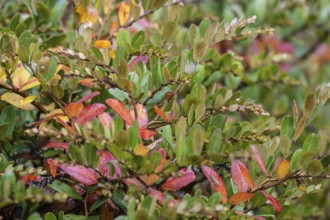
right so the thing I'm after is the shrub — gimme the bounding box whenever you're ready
[0,0,329,219]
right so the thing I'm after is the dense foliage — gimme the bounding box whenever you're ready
[0,0,330,219]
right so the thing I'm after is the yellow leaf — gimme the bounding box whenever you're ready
[118,2,130,26]
[109,21,119,36]
[75,6,88,23]
[20,95,36,106]
[1,92,35,110]
[11,64,40,91]
[134,143,150,156]
[110,50,116,59]
[277,159,290,179]
[48,109,69,122]
[94,40,111,49]
[86,8,98,24]
[103,0,111,15]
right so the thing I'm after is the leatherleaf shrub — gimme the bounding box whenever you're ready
[0,0,329,219]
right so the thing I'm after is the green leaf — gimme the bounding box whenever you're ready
[35,1,50,21]
[163,21,177,42]
[84,143,97,167]
[43,34,66,48]
[108,88,130,103]
[45,56,58,82]
[45,212,57,220]
[279,136,291,155]
[290,149,302,172]
[90,196,109,212]
[303,93,316,116]
[307,160,324,176]
[193,40,208,62]
[280,115,294,139]
[131,31,146,51]
[302,133,318,152]
[49,180,82,200]
[111,190,127,211]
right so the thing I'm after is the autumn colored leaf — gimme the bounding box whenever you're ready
[98,112,112,128]
[94,40,111,49]
[11,63,40,92]
[123,178,145,189]
[128,55,149,70]
[118,2,130,26]
[139,174,160,185]
[56,117,77,134]
[161,168,196,191]
[20,95,36,107]
[76,91,100,104]
[134,143,150,156]
[80,78,97,88]
[238,162,255,189]
[59,164,98,185]
[20,175,41,184]
[64,102,84,118]
[229,192,254,205]
[231,160,254,192]
[148,187,167,205]
[130,103,148,128]
[109,21,120,36]
[154,106,168,122]
[251,145,267,175]
[97,150,121,180]
[236,211,266,220]
[75,6,88,23]
[47,158,57,177]
[1,92,35,110]
[75,103,106,125]
[86,8,98,24]
[46,142,69,150]
[277,159,290,179]
[106,98,133,125]
[202,165,228,203]
[261,190,282,212]
[154,148,166,173]
[139,128,156,140]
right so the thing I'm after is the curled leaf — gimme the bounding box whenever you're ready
[261,190,281,212]
[161,168,196,191]
[106,98,133,125]
[59,164,98,185]
[277,159,290,179]
[251,145,267,175]
[75,103,106,125]
[202,165,228,203]
[229,192,254,205]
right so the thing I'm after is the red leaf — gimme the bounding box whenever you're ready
[154,148,166,173]
[47,158,57,177]
[128,55,148,70]
[202,165,228,203]
[251,145,267,175]
[130,103,148,127]
[20,175,41,184]
[139,128,156,140]
[98,112,112,128]
[261,190,282,212]
[76,91,100,104]
[64,103,84,118]
[231,160,255,192]
[45,142,69,150]
[106,98,133,125]
[161,168,196,191]
[123,178,145,189]
[97,150,121,180]
[75,103,106,125]
[229,192,254,205]
[154,106,168,122]
[59,164,98,185]
[148,187,166,205]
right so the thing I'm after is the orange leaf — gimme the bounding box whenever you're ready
[75,6,88,23]
[139,128,156,140]
[229,192,254,205]
[64,102,84,118]
[59,164,98,185]
[261,190,281,212]
[139,174,160,185]
[161,168,196,191]
[75,103,106,125]
[109,21,120,36]
[202,165,228,203]
[56,117,77,134]
[118,2,130,26]
[94,40,111,49]
[231,160,254,192]
[238,163,255,189]
[277,159,290,179]
[154,106,168,122]
[98,112,112,128]
[106,98,133,125]
[47,158,57,177]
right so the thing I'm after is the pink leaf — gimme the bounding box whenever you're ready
[148,187,166,205]
[128,55,148,70]
[130,103,148,128]
[97,150,121,180]
[154,148,166,173]
[261,190,282,212]
[45,142,69,150]
[98,112,112,128]
[76,91,100,104]
[251,145,267,175]
[59,164,98,185]
[75,103,106,125]
[231,160,249,192]
[106,98,133,125]
[123,178,145,189]
[202,165,228,203]
[139,128,156,140]
[161,168,196,191]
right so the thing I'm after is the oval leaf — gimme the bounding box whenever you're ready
[161,168,196,191]
[229,192,254,205]
[277,159,290,179]
[261,190,281,212]
[202,165,228,203]
[98,112,112,128]
[75,103,106,125]
[251,145,267,175]
[59,164,98,185]
[106,98,133,125]
[64,102,84,118]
